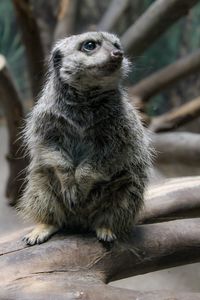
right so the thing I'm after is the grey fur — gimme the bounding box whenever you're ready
[19,32,151,244]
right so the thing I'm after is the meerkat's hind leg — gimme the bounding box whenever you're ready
[96,227,117,242]
[23,224,59,246]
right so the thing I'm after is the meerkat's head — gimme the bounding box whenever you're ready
[51,32,130,90]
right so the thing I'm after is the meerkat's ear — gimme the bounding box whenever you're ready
[52,49,63,70]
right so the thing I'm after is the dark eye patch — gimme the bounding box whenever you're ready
[114,42,121,50]
[52,49,63,69]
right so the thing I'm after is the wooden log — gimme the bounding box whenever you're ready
[152,132,200,165]
[139,176,200,224]
[1,218,200,299]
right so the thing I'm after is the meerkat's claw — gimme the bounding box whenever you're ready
[96,227,117,242]
[22,224,59,246]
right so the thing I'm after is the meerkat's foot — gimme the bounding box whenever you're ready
[96,227,117,242]
[23,224,59,246]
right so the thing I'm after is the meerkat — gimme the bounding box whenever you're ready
[19,31,151,245]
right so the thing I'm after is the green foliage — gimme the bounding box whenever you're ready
[0,0,29,98]
[190,5,200,51]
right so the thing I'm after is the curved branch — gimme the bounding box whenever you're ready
[106,219,200,282]
[150,97,200,132]
[53,0,78,42]
[0,55,27,205]
[138,176,200,224]
[152,132,200,165]
[1,219,200,286]
[121,0,199,56]
[12,0,45,99]
[129,50,200,103]
[97,0,130,32]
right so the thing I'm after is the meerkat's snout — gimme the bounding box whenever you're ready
[101,48,124,75]
[110,49,124,61]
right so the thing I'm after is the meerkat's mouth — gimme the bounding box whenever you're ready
[61,61,122,81]
[88,61,122,73]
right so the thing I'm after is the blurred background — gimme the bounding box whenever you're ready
[0,0,200,293]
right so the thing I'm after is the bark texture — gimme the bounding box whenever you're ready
[1,218,200,299]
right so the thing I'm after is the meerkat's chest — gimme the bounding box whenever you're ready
[42,112,117,166]
[68,135,92,166]
[55,123,94,167]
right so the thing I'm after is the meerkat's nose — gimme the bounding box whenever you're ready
[111,50,124,60]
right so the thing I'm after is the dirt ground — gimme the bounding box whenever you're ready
[0,125,200,292]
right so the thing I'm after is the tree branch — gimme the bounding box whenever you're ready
[149,96,200,132]
[106,219,200,282]
[0,55,27,206]
[129,50,200,103]
[138,176,200,224]
[12,0,45,99]
[1,218,200,297]
[53,0,78,42]
[121,0,199,56]
[97,0,130,32]
[152,132,200,165]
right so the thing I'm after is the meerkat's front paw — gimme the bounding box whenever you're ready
[22,224,59,246]
[62,183,83,209]
[96,227,117,242]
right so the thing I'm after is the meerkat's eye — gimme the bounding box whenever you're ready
[81,40,98,52]
[114,42,121,50]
